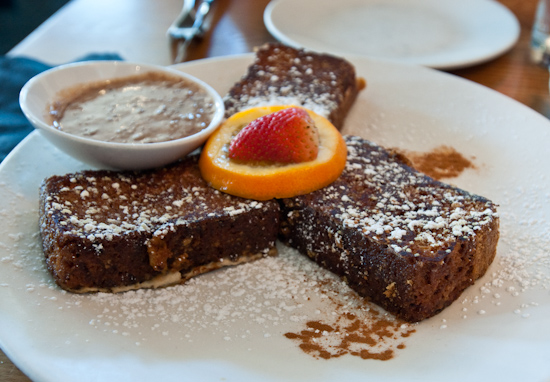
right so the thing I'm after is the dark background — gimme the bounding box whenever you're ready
[0,0,70,54]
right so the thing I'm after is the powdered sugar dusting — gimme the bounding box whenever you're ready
[1,182,550,361]
[68,243,414,357]
[449,183,550,324]
[224,44,356,125]
[226,94,334,120]
[314,136,498,259]
[40,158,269,243]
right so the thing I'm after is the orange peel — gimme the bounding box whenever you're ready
[199,105,347,200]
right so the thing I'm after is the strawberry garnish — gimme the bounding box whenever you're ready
[228,107,319,163]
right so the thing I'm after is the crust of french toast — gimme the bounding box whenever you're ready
[224,42,364,129]
[39,156,280,292]
[278,136,499,322]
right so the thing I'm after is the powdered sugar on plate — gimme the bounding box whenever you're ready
[74,243,414,359]
[1,143,549,366]
[2,178,550,360]
[442,183,550,325]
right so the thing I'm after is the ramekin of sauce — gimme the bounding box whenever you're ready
[49,71,217,144]
[19,61,225,170]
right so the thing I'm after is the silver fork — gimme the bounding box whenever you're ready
[168,0,197,39]
[168,0,216,63]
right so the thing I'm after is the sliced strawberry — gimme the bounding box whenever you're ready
[228,107,319,163]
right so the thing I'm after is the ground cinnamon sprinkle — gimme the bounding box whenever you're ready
[405,145,475,180]
[284,298,416,360]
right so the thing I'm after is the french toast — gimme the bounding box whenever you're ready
[278,136,499,322]
[39,156,279,293]
[37,42,362,294]
[38,44,500,323]
[224,42,364,129]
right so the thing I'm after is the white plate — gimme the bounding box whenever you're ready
[1,55,550,382]
[264,0,520,70]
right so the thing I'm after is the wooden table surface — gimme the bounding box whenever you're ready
[1,0,547,380]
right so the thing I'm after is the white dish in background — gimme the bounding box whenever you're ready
[19,61,225,170]
[264,0,520,70]
[1,55,550,382]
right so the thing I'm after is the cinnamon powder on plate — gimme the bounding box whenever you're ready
[284,290,416,360]
[404,145,475,180]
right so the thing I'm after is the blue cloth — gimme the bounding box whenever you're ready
[0,53,123,162]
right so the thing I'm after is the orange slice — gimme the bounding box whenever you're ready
[199,105,347,200]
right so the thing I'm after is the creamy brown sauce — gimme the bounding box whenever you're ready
[48,72,216,144]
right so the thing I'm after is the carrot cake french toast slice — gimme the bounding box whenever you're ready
[39,155,280,293]
[224,42,364,129]
[278,136,499,322]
